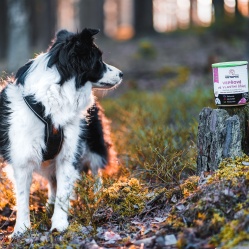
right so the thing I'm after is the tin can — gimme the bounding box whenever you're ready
[212,61,249,106]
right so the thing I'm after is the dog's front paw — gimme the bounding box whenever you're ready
[50,219,69,232]
[51,213,69,232]
[11,222,31,237]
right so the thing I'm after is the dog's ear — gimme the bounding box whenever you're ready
[87,28,100,36]
[47,30,73,67]
[56,29,72,42]
[80,28,100,40]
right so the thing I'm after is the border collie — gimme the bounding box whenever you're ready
[1,28,122,235]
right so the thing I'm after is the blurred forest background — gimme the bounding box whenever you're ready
[1,0,249,74]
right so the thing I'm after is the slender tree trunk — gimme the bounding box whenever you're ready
[134,0,154,36]
[246,16,249,62]
[7,0,30,73]
[0,0,8,60]
[213,0,227,29]
[189,0,194,27]
[79,0,104,32]
[235,0,239,16]
[213,0,224,23]
[30,0,57,51]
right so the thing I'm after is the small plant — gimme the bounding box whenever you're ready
[70,173,104,227]
[136,39,157,59]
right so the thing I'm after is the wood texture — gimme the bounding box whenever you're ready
[196,106,249,174]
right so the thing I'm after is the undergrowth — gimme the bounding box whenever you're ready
[102,85,214,185]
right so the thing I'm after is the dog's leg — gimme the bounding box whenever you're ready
[80,152,105,194]
[47,176,57,205]
[12,165,33,235]
[89,156,104,194]
[50,162,78,232]
[40,161,57,205]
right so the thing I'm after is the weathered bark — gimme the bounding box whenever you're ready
[196,106,249,175]
[7,0,30,73]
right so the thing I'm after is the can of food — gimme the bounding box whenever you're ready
[212,61,249,106]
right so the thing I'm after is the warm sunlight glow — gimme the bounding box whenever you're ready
[154,0,177,32]
[177,0,190,29]
[154,0,191,32]
[197,0,213,26]
[57,0,78,31]
[238,0,249,16]
[104,0,134,40]
[104,0,118,38]
[224,0,235,15]
[57,0,249,37]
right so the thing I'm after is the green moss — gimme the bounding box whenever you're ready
[208,154,249,185]
[213,217,249,249]
[102,178,147,217]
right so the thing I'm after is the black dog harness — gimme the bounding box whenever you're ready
[23,95,64,161]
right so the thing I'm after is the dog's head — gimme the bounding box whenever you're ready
[47,28,123,89]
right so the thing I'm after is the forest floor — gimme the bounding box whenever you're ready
[1,30,249,248]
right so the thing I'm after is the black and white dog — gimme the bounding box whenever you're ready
[1,28,122,235]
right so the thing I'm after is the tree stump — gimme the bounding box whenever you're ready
[197,105,249,175]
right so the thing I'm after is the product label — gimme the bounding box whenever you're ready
[213,64,249,105]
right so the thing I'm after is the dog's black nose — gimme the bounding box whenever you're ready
[119,72,123,78]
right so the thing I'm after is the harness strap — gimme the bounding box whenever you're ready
[23,95,64,161]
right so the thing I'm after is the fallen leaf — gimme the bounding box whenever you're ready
[165,234,177,246]
[6,226,13,233]
[104,231,122,241]
[132,236,156,246]
[152,217,167,223]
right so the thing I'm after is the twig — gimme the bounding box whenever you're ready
[0,210,15,230]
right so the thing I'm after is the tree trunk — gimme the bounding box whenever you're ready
[79,0,104,32]
[134,0,154,36]
[197,106,249,175]
[213,0,224,22]
[0,0,8,60]
[212,0,225,36]
[7,0,30,73]
[246,18,249,62]
[189,0,194,27]
[30,0,57,51]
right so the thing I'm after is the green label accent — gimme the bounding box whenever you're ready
[212,61,248,68]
